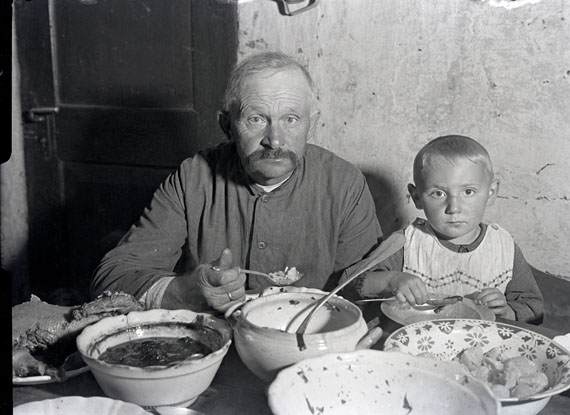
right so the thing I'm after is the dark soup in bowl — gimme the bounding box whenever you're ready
[98,336,213,367]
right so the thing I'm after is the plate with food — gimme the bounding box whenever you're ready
[381,296,495,325]
[384,319,570,415]
[12,291,144,385]
[12,356,90,385]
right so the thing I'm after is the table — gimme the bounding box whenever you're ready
[13,310,570,415]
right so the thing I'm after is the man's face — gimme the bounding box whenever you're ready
[231,67,318,186]
[408,157,498,245]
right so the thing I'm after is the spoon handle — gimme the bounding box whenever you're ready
[295,232,406,350]
[355,297,396,304]
[212,266,271,278]
[237,268,271,278]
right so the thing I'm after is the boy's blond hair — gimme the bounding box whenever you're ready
[413,135,494,186]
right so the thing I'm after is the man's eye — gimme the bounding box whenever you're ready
[464,188,476,196]
[284,116,299,124]
[430,190,445,198]
[248,116,265,124]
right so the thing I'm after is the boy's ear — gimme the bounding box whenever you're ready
[218,111,233,141]
[408,183,423,210]
[487,179,500,206]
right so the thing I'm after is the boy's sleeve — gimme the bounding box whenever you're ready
[339,231,405,300]
[504,243,544,324]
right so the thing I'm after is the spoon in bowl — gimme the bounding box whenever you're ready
[294,232,406,350]
[212,266,303,286]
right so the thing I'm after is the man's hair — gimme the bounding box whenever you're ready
[413,135,494,185]
[222,51,316,114]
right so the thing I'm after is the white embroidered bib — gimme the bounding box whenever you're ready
[403,219,514,296]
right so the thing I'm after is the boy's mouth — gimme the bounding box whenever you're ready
[446,220,468,226]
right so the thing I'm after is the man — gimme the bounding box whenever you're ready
[91,51,382,313]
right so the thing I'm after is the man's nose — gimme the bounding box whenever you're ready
[445,196,462,214]
[262,123,283,148]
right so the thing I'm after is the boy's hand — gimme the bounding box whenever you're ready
[387,272,429,306]
[472,287,508,318]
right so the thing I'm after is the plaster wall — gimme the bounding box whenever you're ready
[235,0,570,279]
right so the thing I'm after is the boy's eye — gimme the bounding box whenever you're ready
[430,190,446,198]
[464,188,476,196]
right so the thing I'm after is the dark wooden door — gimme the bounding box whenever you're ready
[14,0,237,303]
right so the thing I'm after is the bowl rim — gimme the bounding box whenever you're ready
[77,309,233,372]
[384,318,570,403]
[267,349,501,414]
[237,291,365,337]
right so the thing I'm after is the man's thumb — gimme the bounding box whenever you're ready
[218,248,233,268]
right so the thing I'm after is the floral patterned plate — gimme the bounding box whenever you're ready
[384,319,570,403]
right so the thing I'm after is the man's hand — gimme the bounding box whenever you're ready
[198,248,246,312]
[471,287,509,318]
[161,248,246,313]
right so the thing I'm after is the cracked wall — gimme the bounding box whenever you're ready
[236,0,570,279]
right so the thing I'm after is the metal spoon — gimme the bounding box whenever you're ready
[355,295,463,310]
[294,232,406,350]
[212,266,303,286]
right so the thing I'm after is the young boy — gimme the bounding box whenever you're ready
[343,135,543,323]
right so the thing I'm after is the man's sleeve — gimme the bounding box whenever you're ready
[90,163,190,300]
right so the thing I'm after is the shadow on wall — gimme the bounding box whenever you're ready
[363,170,409,237]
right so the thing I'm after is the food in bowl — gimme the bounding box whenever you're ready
[453,346,550,398]
[76,309,232,409]
[384,319,570,415]
[267,350,500,415]
[98,334,213,367]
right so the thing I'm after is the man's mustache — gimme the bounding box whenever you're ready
[247,148,298,164]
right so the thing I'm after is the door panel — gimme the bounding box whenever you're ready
[15,0,237,303]
[55,107,199,166]
[53,1,194,108]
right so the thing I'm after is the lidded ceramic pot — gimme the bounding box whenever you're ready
[226,291,382,383]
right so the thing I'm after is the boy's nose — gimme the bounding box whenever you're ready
[445,197,461,214]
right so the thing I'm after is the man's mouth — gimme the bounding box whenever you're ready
[248,148,297,164]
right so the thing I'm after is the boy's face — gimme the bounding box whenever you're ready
[408,157,499,245]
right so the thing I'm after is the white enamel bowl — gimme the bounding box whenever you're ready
[384,319,570,415]
[226,289,383,383]
[76,309,232,409]
[267,350,500,415]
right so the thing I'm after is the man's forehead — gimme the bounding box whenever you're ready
[242,66,311,89]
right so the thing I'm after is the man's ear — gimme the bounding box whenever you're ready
[487,179,500,206]
[218,111,233,141]
[408,183,423,210]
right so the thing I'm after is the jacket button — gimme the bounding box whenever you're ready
[258,241,267,249]
[261,195,270,202]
